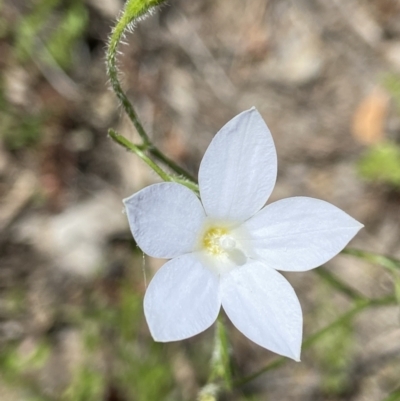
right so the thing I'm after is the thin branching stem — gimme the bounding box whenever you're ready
[108,129,172,182]
[109,129,199,193]
[107,0,163,145]
[149,146,197,182]
[106,0,196,182]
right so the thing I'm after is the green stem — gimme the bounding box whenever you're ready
[233,295,396,387]
[106,0,196,182]
[109,129,199,193]
[314,268,367,301]
[106,0,164,145]
[149,146,197,183]
[109,129,172,182]
[343,248,400,303]
[197,318,232,401]
[208,318,232,389]
[342,248,400,271]
[302,296,394,346]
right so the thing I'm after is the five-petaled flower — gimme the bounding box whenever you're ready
[124,107,363,361]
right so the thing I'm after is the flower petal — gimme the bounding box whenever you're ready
[124,183,206,258]
[144,254,221,341]
[239,197,364,271]
[198,107,277,222]
[221,261,302,360]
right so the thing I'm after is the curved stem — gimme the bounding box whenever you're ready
[106,0,196,183]
[106,0,163,145]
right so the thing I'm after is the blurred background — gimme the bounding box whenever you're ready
[0,0,400,400]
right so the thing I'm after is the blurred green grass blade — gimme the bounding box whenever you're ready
[46,1,88,69]
[62,367,104,401]
[15,0,60,61]
[343,249,400,303]
[383,387,400,401]
[342,248,400,272]
[314,268,367,301]
[15,0,88,70]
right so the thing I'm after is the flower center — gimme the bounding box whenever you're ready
[202,227,237,255]
[199,224,248,275]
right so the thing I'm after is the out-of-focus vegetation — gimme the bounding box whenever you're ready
[312,283,354,396]
[358,141,400,188]
[0,0,399,400]
[357,74,400,189]
[384,74,400,112]
[0,0,87,150]
[0,264,178,401]
[15,0,88,70]
[0,87,44,149]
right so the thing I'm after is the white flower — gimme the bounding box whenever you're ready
[124,108,363,361]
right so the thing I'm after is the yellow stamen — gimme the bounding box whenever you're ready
[202,227,229,255]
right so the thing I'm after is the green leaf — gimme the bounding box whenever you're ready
[358,141,400,188]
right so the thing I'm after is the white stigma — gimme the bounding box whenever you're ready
[219,235,236,250]
[199,224,249,275]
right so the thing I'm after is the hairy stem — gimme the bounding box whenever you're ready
[149,146,197,183]
[109,129,199,193]
[109,129,172,182]
[107,0,164,145]
[106,0,196,182]
[197,319,232,401]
